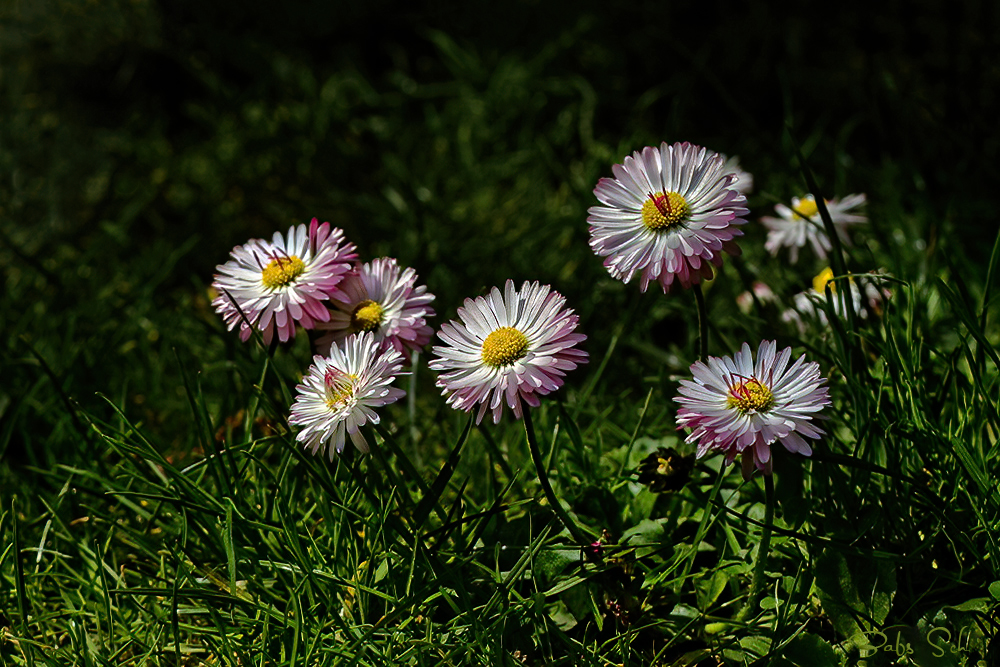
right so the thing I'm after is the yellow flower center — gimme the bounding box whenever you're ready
[324,368,358,409]
[261,255,306,289]
[726,378,775,414]
[812,267,836,294]
[656,456,676,477]
[481,326,529,368]
[641,192,690,231]
[351,300,385,332]
[794,196,819,218]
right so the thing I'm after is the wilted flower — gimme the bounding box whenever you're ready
[761,193,866,263]
[314,257,435,358]
[289,331,406,458]
[588,141,749,292]
[429,280,588,424]
[674,340,830,478]
[212,219,357,344]
[636,447,694,492]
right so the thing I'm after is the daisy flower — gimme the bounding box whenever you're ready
[587,141,749,292]
[674,340,830,478]
[783,267,889,331]
[736,280,778,315]
[429,280,588,424]
[212,218,357,344]
[761,193,866,263]
[289,331,406,458]
[314,257,436,358]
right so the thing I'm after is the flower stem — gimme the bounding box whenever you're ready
[521,401,591,545]
[739,473,775,621]
[694,283,709,360]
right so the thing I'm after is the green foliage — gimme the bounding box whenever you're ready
[3,1,1000,665]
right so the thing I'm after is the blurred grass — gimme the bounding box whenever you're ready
[2,0,1000,664]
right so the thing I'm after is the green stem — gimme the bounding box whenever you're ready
[694,283,709,361]
[521,400,591,545]
[739,473,775,621]
[785,125,848,282]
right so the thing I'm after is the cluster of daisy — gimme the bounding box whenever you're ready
[209,139,859,480]
[212,222,588,458]
[212,219,438,456]
[757,191,887,329]
[586,141,840,477]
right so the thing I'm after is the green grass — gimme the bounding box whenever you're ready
[3,2,1000,665]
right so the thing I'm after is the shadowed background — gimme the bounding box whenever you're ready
[2,0,997,465]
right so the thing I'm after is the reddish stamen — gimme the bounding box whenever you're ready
[649,192,672,216]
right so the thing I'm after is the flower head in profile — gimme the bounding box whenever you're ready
[289,331,406,459]
[720,154,754,195]
[783,267,890,331]
[429,280,588,424]
[588,141,749,292]
[314,257,435,359]
[212,219,357,344]
[761,193,866,263]
[674,341,830,478]
[736,280,778,315]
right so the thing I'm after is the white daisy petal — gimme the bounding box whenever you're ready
[289,331,406,459]
[760,193,867,264]
[588,142,748,292]
[212,218,357,344]
[314,257,436,359]
[674,340,831,477]
[429,280,588,424]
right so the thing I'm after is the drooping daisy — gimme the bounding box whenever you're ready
[289,331,406,458]
[429,280,588,424]
[212,218,357,344]
[761,193,866,263]
[588,141,749,292]
[782,267,889,331]
[721,154,754,195]
[314,257,435,358]
[674,340,830,478]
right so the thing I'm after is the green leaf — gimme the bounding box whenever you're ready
[942,597,991,613]
[989,581,1000,600]
[812,550,896,647]
[620,518,665,548]
[759,596,780,610]
[696,562,744,609]
[374,557,389,584]
[546,599,578,631]
[533,548,578,583]
[738,635,771,658]
[780,633,844,666]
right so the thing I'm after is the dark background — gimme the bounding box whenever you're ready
[4,0,997,266]
[2,0,998,457]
